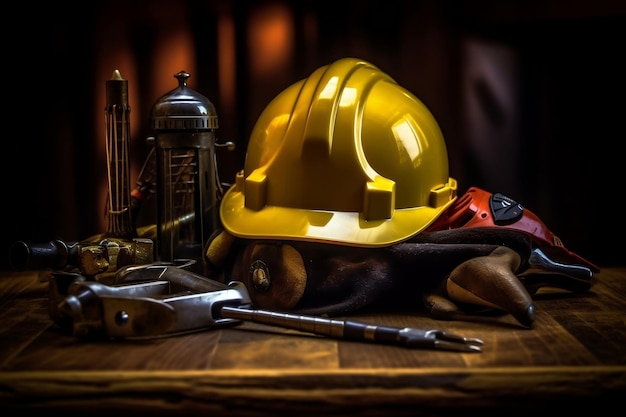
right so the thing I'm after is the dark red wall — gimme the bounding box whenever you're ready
[3,0,625,268]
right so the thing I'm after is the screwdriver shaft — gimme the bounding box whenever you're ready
[219,306,482,352]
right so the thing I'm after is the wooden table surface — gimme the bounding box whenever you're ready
[1,266,625,416]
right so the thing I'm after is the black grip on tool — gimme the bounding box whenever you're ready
[8,240,80,271]
[343,320,401,345]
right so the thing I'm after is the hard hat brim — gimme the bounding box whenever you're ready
[220,185,457,247]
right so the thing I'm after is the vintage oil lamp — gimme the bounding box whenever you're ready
[149,71,221,270]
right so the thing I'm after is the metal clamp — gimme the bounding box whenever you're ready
[50,261,251,339]
[48,261,484,352]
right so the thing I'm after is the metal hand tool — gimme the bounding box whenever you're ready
[518,247,594,294]
[51,262,484,352]
[220,306,483,352]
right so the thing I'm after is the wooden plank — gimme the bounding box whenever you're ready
[1,367,625,415]
[1,268,625,415]
[0,268,624,370]
[213,324,340,369]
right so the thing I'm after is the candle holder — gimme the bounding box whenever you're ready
[104,69,135,239]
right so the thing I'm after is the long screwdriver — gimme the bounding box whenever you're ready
[220,306,483,352]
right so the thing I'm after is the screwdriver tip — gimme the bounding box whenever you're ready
[435,340,483,353]
[466,337,485,345]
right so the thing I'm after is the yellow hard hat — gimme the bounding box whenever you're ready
[220,57,457,247]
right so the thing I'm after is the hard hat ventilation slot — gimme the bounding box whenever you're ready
[429,179,458,208]
[244,170,268,211]
[363,177,395,220]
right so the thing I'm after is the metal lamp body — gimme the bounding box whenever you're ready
[150,71,220,271]
[155,132,218,267]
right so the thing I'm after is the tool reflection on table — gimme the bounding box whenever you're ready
[49,261,483,352]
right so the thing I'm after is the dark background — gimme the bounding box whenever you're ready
[2,0,625,269]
